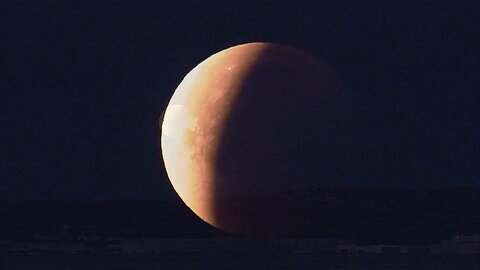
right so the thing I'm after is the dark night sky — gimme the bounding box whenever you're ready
[1,1,478,200]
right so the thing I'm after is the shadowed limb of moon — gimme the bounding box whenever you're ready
[161,42,354,235]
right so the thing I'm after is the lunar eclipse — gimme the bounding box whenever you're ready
[161,42,355,235]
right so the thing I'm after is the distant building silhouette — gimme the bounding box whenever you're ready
[431,234,480,254]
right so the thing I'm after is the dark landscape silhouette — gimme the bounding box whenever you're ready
[2,186,478,244]
[2,186,479,269]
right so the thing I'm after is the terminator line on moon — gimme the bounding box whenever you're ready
[161,42,353,235]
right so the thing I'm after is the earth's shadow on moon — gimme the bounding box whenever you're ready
[209,44,357,235]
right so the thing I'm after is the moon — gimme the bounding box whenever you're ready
[161,42,353,235]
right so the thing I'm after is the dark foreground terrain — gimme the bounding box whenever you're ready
[2,252,479,270]
[2,186,479,244]
[1,186,479,269]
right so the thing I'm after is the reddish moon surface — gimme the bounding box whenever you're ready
[161,43,353,235]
